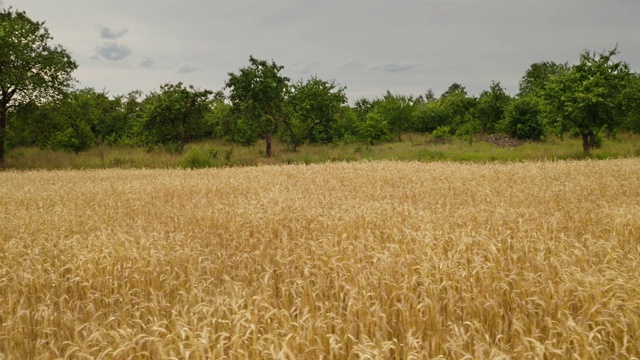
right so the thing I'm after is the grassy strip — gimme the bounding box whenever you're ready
[4,133,639,170]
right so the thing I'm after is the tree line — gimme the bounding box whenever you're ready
[2,8,639,165]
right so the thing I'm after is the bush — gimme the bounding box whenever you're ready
[431,126,452,141]
[357,111,391,145]
[501,97,545,141]
[50,125,94,153]
[181,147,211,169]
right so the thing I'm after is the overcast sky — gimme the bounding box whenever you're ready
[4,0,639,101]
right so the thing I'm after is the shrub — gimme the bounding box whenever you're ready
[501,97,545,141]
[431,126,452,141]
[181,147,211,169]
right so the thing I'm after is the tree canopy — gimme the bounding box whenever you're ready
[1,9,639,162]
[543,47,632,154]
[0,8,77,164]
[225,56,290,158]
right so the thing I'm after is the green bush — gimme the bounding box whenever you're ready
[357,111,391,145]
[501,97,545,141]
[50,125,94,153]
[432,126,452,141]
[181,147,211,169]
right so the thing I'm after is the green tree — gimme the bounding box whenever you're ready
[0,8,77,164]
[474,81,511,134]
[518,61,570,98]
[438,88,478,137]
[225,56,290,158]
[141,83,213,152]
[357,110,391,144]
[500,97,545,141]
[284,76,347,151]
[57,88,131,149]
[413,100,449,134]
[371,91,416,141]
[543,47,633,155]
[207,91,234,139]
[620,73,640,134]
[441,83,467,98]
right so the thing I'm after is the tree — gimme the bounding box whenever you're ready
[283,76,347,151]
[543,47,633,155]
[500,97,545,141]
[141,83,213,152]
[620,73,640,134]
[438,88,478,137]
[413,99,449,134]
[441,83,467,98]
[474,81,511,134]
[371,91,416,141]
[518,61,570,98]
[0,8,77,164]
[225,56,290,158]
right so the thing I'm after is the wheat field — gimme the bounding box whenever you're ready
[0,159,638,359]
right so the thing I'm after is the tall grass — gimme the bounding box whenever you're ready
[3,133,640,170]
[0,159,639,358]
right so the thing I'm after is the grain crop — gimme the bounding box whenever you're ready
[0,159,639,359]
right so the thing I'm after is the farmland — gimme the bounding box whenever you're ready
[1,159,639,358]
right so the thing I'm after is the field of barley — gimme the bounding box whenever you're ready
[1,159,639,359]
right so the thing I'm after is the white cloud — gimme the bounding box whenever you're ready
[100,26,129,39]
[95,42,132,61]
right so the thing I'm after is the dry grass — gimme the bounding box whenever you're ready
[0,159,639,359]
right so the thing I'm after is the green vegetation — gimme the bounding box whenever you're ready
[1,8,639,168]
[0,7,77,165]
[4,133,639,170]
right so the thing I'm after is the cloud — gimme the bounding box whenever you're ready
[373,61,421,73]
[290,61,318,74]
[176,63,200,73]
[100,26,129,39]
[95,42,132,61]
[139,57,154,68]
[343,60,365,69]
[0,1,4,8]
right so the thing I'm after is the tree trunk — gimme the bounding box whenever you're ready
[0,106,6,166]
[581,130,592,156]
[265,135,273,158]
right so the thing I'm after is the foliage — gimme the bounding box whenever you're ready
[474,81,511,133]
[518,61,570,97]
[283,76,347,151]
[500,96,546,141]
[141,83,212,152]
[225,56,290,157]
[0,8,77,164]
[620,73,640,134]
[413,100,449,133]
[441,82,467,98]
[369,91,417,141]
[542,47,633,154]
[431,125,452,141]
[438,89,478,136]
[357,110,391,144]
[181,147,212,169]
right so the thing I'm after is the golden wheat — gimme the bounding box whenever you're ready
[0,159,638,359]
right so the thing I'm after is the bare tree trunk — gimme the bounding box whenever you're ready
[265,134,273,158]
[0,106,6,166]
[581,131,592,156]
